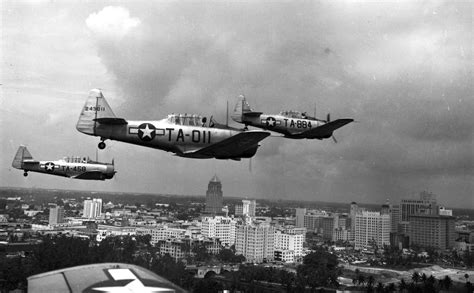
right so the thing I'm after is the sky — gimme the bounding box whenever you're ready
[1,1,472,208]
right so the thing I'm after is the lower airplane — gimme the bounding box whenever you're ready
[12,146,116,180]
[76,89,270,160]
[231,95,353,141]
[27,262,186,293]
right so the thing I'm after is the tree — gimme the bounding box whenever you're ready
[399,278,407,292]
[411,272,420,284]
[441,275,452,290]
[375,282,384,292]
[367,275,375,292]
[357,274,366,286]
[296,248,340,289]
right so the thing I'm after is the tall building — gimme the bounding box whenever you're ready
[204,175,223,215]
[295,208,306,228]
[49,205,64,225]
[408,214,455,250]
[274,230,304,262]
[235,199,256,217]
[389,205,400,233]
[355,211,391,250]
[235,222,275,263]
[83,198,102,218]
[201,216,237,246]
[400,191,438,221]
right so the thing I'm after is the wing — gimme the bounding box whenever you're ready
[94,117,128,125]
[27,263,187,293]
[300,119,353,138]
[190,131,270,158]
[72,171,106,180]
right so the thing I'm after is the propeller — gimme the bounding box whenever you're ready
[326,113,331,122]
[332,135,338,143]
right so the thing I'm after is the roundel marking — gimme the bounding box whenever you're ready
[138,123,156,141]
[266,117,277,128]
[45,162,55,172]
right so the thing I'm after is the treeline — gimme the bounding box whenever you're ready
[0,235,343,292]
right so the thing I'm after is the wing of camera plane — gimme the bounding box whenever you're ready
[27,262,187,293]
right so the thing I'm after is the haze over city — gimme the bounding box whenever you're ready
[1,1,472,208]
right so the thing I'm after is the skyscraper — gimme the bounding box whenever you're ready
[400,191,438,221]
[201,216,236,246]
[235,222,275,263]
[408,214,455,250]
[204,175,223,215]
[83,198,102,219]
[49,204,64,225]
[355,211,391,250]
[235,199,256,217]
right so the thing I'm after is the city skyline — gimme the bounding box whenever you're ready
[1,1,472,208]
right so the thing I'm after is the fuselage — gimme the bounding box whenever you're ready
[242,114,326,139]
[89,118,243,157]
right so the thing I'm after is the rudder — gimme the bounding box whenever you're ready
[12,146,33,169]
[76,89,117,135]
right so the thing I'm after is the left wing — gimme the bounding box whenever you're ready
[190,131,270,158]
[73,171,106,180]
[299,119,353,138]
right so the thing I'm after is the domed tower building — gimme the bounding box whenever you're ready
[204,175,224,215]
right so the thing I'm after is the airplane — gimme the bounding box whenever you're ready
[76,89,270,160]
[12,146,116,180]
[28,262,187,292]
[231,95,353,141]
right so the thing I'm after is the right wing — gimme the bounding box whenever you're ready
[301,119,353,138]
[191,131,270,158]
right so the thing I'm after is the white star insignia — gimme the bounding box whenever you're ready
[140,124,154,139]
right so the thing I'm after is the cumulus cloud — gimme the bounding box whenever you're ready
[81,2,473,205]
[86,6,140,39]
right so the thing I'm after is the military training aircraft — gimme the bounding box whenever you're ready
[231,95,353,142]
[76,89,270,160]
[12,146,116,180]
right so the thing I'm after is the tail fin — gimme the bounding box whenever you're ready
[231,95,262,123]
[76,89,117,135]
[12,146,33,169]
[231,95,252,123]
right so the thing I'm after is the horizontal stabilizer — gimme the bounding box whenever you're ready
[242,111,263,117]
[93,117,128,125]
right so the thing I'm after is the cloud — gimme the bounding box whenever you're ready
[86,6,141,39]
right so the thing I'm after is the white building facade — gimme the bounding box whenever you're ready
[201,216,236,246]
[355,211,391,250]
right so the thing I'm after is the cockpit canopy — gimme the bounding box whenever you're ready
[62,156,91,163]
[279,110,306,119]
[167,114,207,126]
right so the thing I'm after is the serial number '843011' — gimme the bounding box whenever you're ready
[85,106,106,111]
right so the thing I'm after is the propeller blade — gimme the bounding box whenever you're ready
[332,135,337,143]
[327,113,331,122]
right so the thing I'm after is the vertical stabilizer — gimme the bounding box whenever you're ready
[231,95,253,123]
[76,89,117,135]
[12,146,33,169]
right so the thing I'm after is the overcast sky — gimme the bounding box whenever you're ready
[1,1,472,208]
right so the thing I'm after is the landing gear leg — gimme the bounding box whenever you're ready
[23,171,28,177]
[98,139,106,150]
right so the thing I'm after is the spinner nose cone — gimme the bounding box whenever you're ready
[105,164,116,179]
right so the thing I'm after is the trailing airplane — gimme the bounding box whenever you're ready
[12,146,116,180]
[76,89,270,160]
[231,95,353,141]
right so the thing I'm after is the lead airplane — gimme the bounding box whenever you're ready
[232,95,353,141]
[12,146,116,180]
[76,89,270,160]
